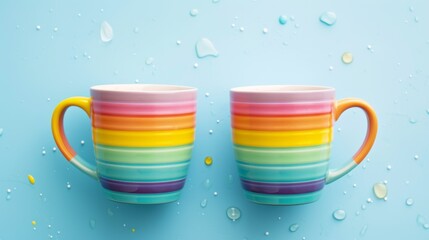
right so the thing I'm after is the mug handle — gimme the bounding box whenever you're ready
[51,97,98,179]
[325,98,378,184]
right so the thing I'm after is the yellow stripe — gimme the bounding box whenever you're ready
[233,128,332,147]
[93,128,195,147]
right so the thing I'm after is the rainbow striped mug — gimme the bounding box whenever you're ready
[52,84,197,204]
[231,85,378,205]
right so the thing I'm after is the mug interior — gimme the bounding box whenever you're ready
[91,84,196,93]
[231,85,334,93]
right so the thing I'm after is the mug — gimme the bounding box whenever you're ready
[52,84,197,204]
[230,85,378,205]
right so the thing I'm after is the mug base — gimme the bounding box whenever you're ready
[104,189,181,204]
[244,190,322,205]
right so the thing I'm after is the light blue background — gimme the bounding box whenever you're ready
[1,0,429,239]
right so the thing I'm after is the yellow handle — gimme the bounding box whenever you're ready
[51,97,98,179]
[326,98,378,184]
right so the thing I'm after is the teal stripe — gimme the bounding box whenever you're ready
[97,161,190,181]
[238,161,329,182]
[103,189,181,204]
[95,144,193,164]
[234,144,331,165]
[244,190,322,205]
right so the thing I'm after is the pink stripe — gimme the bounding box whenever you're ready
[231,101,334,116]
[92,100,196,116]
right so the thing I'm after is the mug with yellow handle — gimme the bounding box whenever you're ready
[52,84,197,204]
[230,85,378,205]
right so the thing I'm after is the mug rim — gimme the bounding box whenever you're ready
[91,84,197,93]
[230,85,334,93]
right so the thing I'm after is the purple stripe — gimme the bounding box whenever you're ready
[241,179,325,194]
[100,178,185,193]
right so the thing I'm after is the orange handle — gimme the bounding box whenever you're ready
[51,97,98,179]
[326,98,378,184]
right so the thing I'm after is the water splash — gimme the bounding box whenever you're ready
[195,38,219,58]
[100,21,113,42]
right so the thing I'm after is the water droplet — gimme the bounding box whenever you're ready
[203,178,212,189]
[213,191,218,196]
[226,207,241,221]
[329,66,334,71]
[289,223,299,232]
[176,40,181,45]
[367,44,372,50]
[279,15,288,25]
[367,198,373,203]
[208,129,214,135]
[42,150,46,155]
[204,156,213,166]
[342,52,353,64]
[409,6,414,12]
[133,27,139,33]
[294,23,300,28]
[205,92,210,97]
[409,118,417,124]
[239,27,245,32]
[414,155,419,160]
[353,183,357,188]
[36,25,41,31]
[80,140,85,145]
[386,165,392,170]
[32,220,37,226]
[89,219,96,230]
[216,120,220,124]
[48,224,52,228]
[360,225,368,236]
[262,28,268,34]
[424,224,429,229]
[52,147,57,152]
[231,23,236,28]
[200,199,207,208]
[337,127,342,132]
[28,175,36,185]
[426,109,429,115]
[100,21,113,42]
[264,231,270,236]
[333,209,346,221]
[417,214,426,225]
[189,9,199,17]
[406,198,414,206]
[193,63,199,68]
[373,182,387,199]
[278,216,282,221]
[415,16,419,23]
[0,128,3,136]
[319,11,337,26]
[107,208,114,216]
[66,182,71,189]
[355,211,360,216]
[361,204,367,210]
[195,38,219,58]
[145,57,155,65]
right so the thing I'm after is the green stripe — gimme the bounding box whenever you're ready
[238,161,329,182]
[244,190,322,205]
[234,144,331,165]
[103,189,181,204]
[97,161,190,181]
[95,144,193,164]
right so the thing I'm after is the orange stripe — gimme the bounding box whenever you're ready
[232,114,333,131]
[92,113,196,131]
